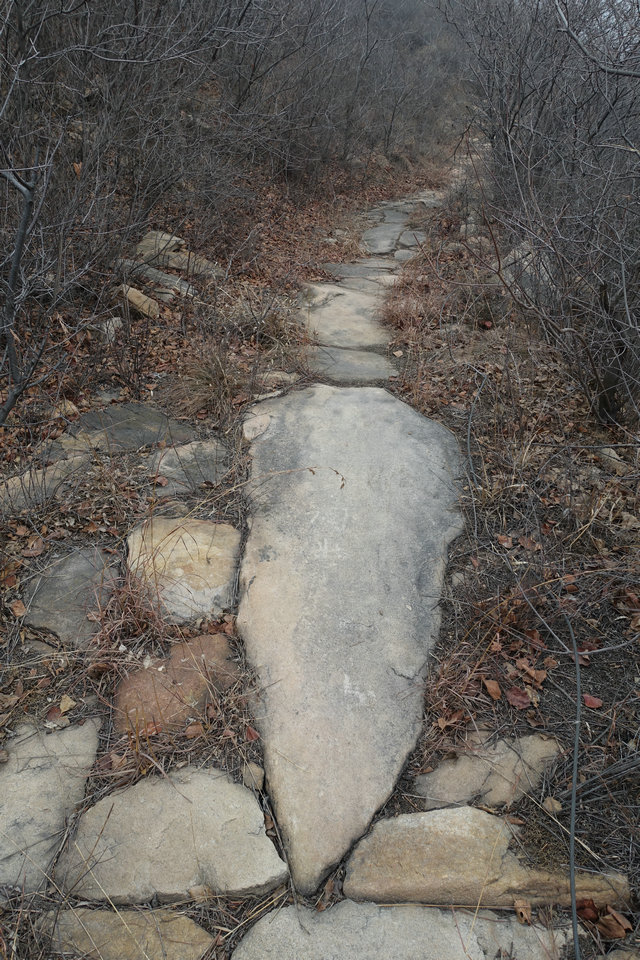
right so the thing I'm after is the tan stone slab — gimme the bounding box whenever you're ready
[117,283,160,318]
[127,518,240,623]
[56,767,288,902]
[41,908,213,960]
[343,807,629,908]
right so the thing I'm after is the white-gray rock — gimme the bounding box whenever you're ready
[414,730,560,809]
[56,766,288,903]
[304,284,391,349]
[42,908,213,960]
[306,346,395,383]
[343,807,629,907]
[238,385,461,894]
[0,721,100,894]
[231,900,571,960]
[127,517,240,622]
[149,439,230,496]
[24,547,118,647]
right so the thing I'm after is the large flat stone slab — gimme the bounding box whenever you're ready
[238,385,461,895]
[24,547,118,647]
[306,346,395,383]
[231,900,571,960]
[0,454,90,511]
[56,766,288,902]
[304,284,391,349]
[42,908,213,960]
[361,221,406,254]
[0,721,100,894]
[127,518,240,622]
[343,807,630,908]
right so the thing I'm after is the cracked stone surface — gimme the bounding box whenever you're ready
[306,345,395,383]
[149,438,230,496]
[231,900,571,960]
[304,283,391,349]
[343,807,630,907]
[56,766,288,902]
[24,547,118,647]
[41,908,213,960]
[0,721,100,895]
[127,517,240,622]
[238,384,461,895]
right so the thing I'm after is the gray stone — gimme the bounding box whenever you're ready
[117,258,195,297]
[72,402,194,452]
[42,908,213,960]
[321,261,394,279]
[343,807,629,908]
[242,761,265,791]
[231,900,571,960]
[149,438,230,496]
[127,518,240,623]
[24,547,118,647]
[414,730,560,809]
[0,721,100,894]
[0,454,90,511]
[306,346,395,383]
[135,231,185,261]
[398,229,427,248]
[237,385,461,894]
[56,766,288,902]
[305,284,391,349]
[394,249,415,262]
[362,222,405,254]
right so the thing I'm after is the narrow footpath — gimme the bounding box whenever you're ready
[0,185,630,960]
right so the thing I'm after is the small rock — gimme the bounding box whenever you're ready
[149,439,230,496]
[135,231,185,260]
[599,447,628,476]
[56,766,288,902]
[41,907,212,960]
[24,547,117,647]
[96,315,124,344]
[0,721,100,894]
[242,762,265,791]
[127,518,240,623]
[231,900,571,960]
[343,807,629,908]
[260,371,300,387]
[542,796,563,814]
[52,398,79,419]
[114,634,240,733]
[117,283,159,318]
[414,730,560,809]
[0,454,90,511]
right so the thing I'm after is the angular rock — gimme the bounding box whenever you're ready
[321,261,394,279]
[73,401,194,452]
[398,229,427,248]
[117,259,195,298]
[127,518,240,623]
[42,908,212,960]
[0,454,90,511]
[56,766,288,902]
[231,900,571,960]
[394,248,415,262]
[135,230,185,260]
[242,761,265,792]
[343,807,629,908]
[117,283,160,318]
[0,721,100,894]
[306,346,395,383]
[149,438,230,496]
[114,634,240,733]
[238,385,461,894]
[24,547,117,647]
[414,730,560,809]
[304,284,391,349]
[362,221,405,254]
[142,249,223,279]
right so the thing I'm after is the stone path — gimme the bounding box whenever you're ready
[0,197,632,959]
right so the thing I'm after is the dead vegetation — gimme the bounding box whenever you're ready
[381,180,640,957]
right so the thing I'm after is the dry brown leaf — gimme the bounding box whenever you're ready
[505,686,531,710]
[583,694,603,709]
[9,599,27,618]
[483,677,502,700]
[59,694,76,714]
